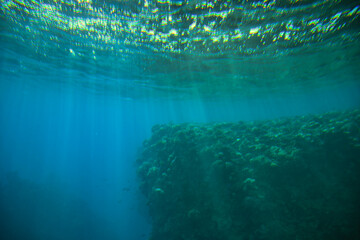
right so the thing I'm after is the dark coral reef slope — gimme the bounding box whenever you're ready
[137,109,360,240]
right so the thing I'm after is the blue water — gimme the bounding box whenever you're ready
[0,82,152,239]
[1,75,359,239]
[0,74,360,240]
[1,0,360,239]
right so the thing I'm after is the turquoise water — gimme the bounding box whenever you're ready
[0,0,360,239]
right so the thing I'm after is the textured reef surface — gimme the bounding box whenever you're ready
[137,109,360,240]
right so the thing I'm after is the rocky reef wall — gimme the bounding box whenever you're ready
[137,110,360,240]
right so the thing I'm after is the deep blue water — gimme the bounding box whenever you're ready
[1,75,359,239]
[1,0,360,239]
[0,80,153,239]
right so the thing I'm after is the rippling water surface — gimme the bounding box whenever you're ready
[1,0,359,98]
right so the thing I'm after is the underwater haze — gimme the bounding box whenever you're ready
[1,0,360,240]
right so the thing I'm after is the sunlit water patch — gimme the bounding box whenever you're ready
[1,0,359,98]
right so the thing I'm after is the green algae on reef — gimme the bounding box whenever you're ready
[137,109,360,240]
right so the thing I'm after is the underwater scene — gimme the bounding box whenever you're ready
[0,0,360,240]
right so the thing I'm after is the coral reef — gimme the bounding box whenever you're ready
[137,109,360,240]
